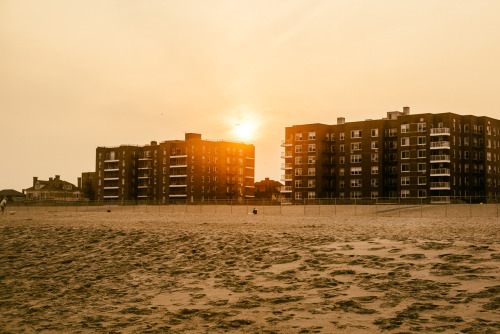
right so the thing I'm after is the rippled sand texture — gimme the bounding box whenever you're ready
[1,212,500,333]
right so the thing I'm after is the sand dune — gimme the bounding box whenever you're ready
[1,212,499,333]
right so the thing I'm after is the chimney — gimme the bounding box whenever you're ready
[403,106,410,115]
[33,177,38,186]
[49,177,53,182]
[78,177,82,188]
[337,117,345,125]
[185,133,202,141]
[150,141,157,146]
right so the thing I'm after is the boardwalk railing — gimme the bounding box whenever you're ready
[5,197,500,218]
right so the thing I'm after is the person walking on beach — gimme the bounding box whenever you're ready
[0,198,6,215]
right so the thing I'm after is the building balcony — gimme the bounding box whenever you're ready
[103,186,119,190]
[139,157,152,161]
[169,194,187,198]
[280,186,293,193]
[281,163,293,170]
[103,195,119,199]
[246,166,254,169]
[138,175,151,179]
[170,174,187,178]
[430,127,450,136]
[281,198,293,205]
[245,185,255,188]
[104,159,119,163]
[430,168,451,176]
[430,182,451,190]
[170,164,188,168]
[281,174,293,181]
[138,185,150,189]
[104,168,119,172]
[430,155,451,163]
[281,151,293,159]
[170,155,187,158]
[430,141,450,149]
[281,139,293,147]
[103,177,119,181]
[169,184,187,188]
[138,166,152,170]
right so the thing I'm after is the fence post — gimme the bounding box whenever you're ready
[420,198,423,218]
[399,197,401,217]
[334,198,337,217]
[280,199,282,215]
[470,196,472,218]
[230,199,233,214]
[304,199,306,216]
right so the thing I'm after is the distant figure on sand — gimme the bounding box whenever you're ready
[0,198,6,215]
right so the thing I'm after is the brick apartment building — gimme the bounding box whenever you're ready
[95,133,255,202]
[281,107,500,203]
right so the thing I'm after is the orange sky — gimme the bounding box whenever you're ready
[1,0,500,191]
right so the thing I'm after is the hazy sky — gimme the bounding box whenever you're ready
[1,0,500,191]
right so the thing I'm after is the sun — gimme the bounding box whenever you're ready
[235,123,254,140]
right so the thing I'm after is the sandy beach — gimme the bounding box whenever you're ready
[1,211,500,333]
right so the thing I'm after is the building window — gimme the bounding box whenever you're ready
[339,168,345,176]
[339,132,345,140]
[371,191,379,199]
[371,141,378,149]
[351,155,362,163]
[389,128,397,137]
[295,168,302,176]
[308,191,316,199]
[401,124,410,133]
[401,163,410,172]
[401,176,410,185]
[308,179,315,188]
[309,132,316,140]
[351,130,362,138]
[371,178,378,187]
[339,180,345,188]
[371,129,379,137]
[418,163,426,172]
[371,153,378,162]
[401,151,410,159]
[417,123,426,132]
[351,142,362,151]
[418,137,426,145]
[371,166,378,174]
[351,167,362,175]
[295,180,302,188]
[308,144,316,152]
[295,133,302,141]
[295,156,302,165]
[295,145,302,153]
[308,168,316,176]
[351,179,362,187]
[308,156,316,164]
[340,156,345,164]
[295,192,302,199]
[418,189,427,198]
[401,190,410,198]
[401,137,409,146]
[351,191,362,199]
[418,176,426,185]
[418,150,426,158]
